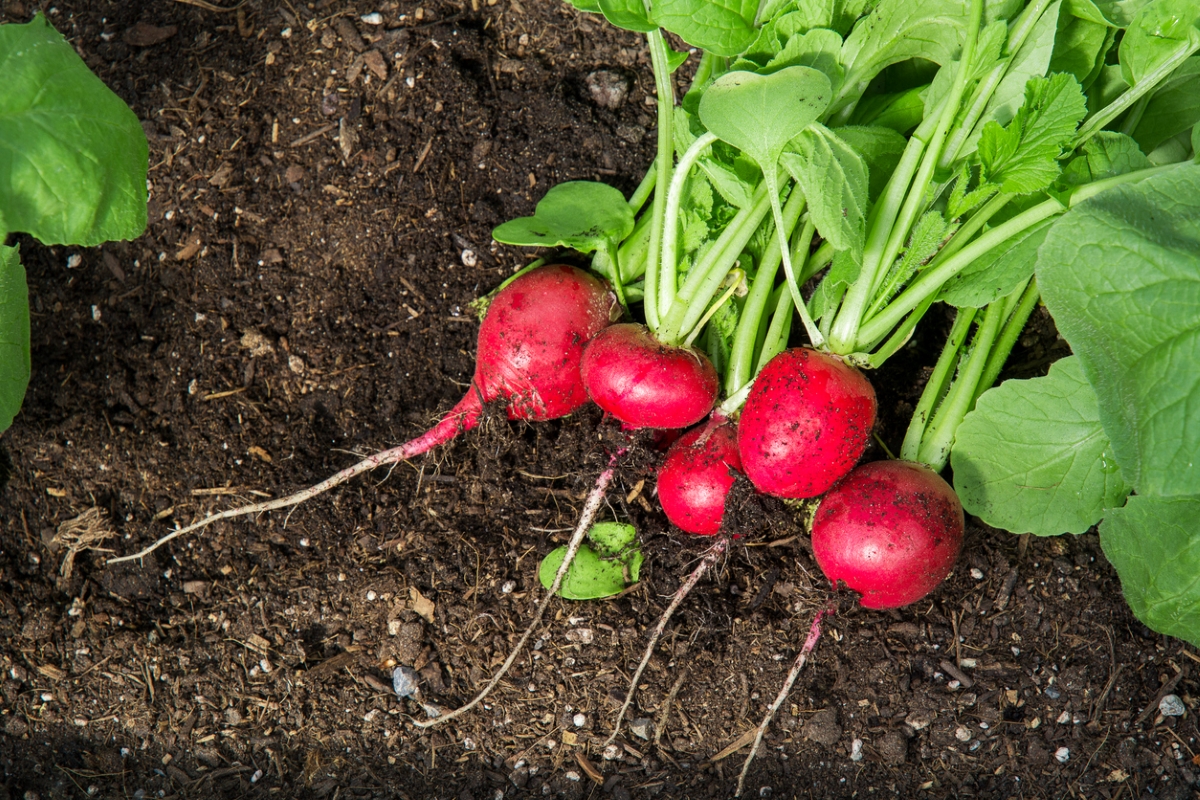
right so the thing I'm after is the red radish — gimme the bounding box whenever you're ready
[581,322,718,429]
[109,264,617,566]
[657,418,741,535]
[811,460,964,609]
[737,348,876,499]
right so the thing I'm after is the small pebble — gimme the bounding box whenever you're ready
[1160,694,1186,717]
[501,580,516,594]
[461,249,478,267]
[1055,746,1070,763]
[849,738,863,762]
[250,770,263,784]
[573,713,586,728]
[602,744,622,760]
[1057,710,1071,724]
[970,568,984,580]
[392,666,419,698]
[361,12,384,24]
[565,771,580,782]
[904,711,931,730]
[954,726,972,742]
[629,718,653,740]
[1044,686,1062,700]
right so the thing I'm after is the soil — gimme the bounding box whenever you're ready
[1,1,1197,799]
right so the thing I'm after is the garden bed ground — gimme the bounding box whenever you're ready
[2,1,1199,798]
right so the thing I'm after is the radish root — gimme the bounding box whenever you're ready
[606,536,727,745]
[107,399,479,566]
[413,464,616,729]
[735,606,832,797]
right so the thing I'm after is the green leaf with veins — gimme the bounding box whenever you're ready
[1133,57,1200,153]
[1038,164,1200,497]
[698,158,756,207]
[538,522,643,600]
[0,14,148,245]
[1050,14,1111,86]
[597,0,656,31]
[781,123,869,259]
[1100,494,1200,647]
[0,242,30,434]
[978,73,1088,194]
[959,2,1065,160]
[1059,131,1151,185]
[1119,0,1200,87]
[563,0,602,12]
[940,217,1050,307]
[492,181,635,252]
[952,357,1132,536]
[653,0,760,57]
[766,28,845,93]
[836,0,974,114]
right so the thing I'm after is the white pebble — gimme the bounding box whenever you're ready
[602,744,621,760]
[361,12,384,24]
[1054,746,1070,763]
[501,580,516,594]
[850,738,863,762]
[573,713,586,728]
[250,769,263,783]
[1160,694,1186,717]
[970,568,984,580]
[955,726,971,742]
[461,249,478,267]
[1057,710,1071,724]
[565,771,580,782]
[366,590,377,601]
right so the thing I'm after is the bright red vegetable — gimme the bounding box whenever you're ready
[811,460,964,609]
[657,417,741,535]
[406,264,620,455]
[737,348,876,499]
[580,322,718,429]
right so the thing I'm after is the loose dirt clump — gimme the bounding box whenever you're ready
[2,1,1198,799]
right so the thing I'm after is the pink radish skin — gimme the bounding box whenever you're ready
[581,323,718,429]
[811,460,964,609]
[738,348,876,499]
[657,418,742,535]
[407,264,619,456]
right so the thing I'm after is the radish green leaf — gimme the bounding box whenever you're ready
[1100,494,1200,647]
[492,181,636,252]
[1039,164,1200,497]
[538,522,643,600]
[952,356,1132,535]
[978,73,1088,194]
[0,242,29,434]
[0,14,148,245]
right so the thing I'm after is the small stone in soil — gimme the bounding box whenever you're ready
[629,718,653,740]
[392,666,419,698]
[1054,747,1070,763]
[586,70,631,109]
[1160,694,1186,717]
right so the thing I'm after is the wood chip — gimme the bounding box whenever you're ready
[248,446,272,463]
[123,22,178,47]
[304,651,355,681]
[574,751,604,784]
[709,728,757,762]
[410,587,435,623]
[364,49,388,80]
[37,664,67,681]
[175,236,202,260]
[334,17,366,52]
[245,633,271,654]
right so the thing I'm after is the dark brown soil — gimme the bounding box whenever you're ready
[1,1,1197,798]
